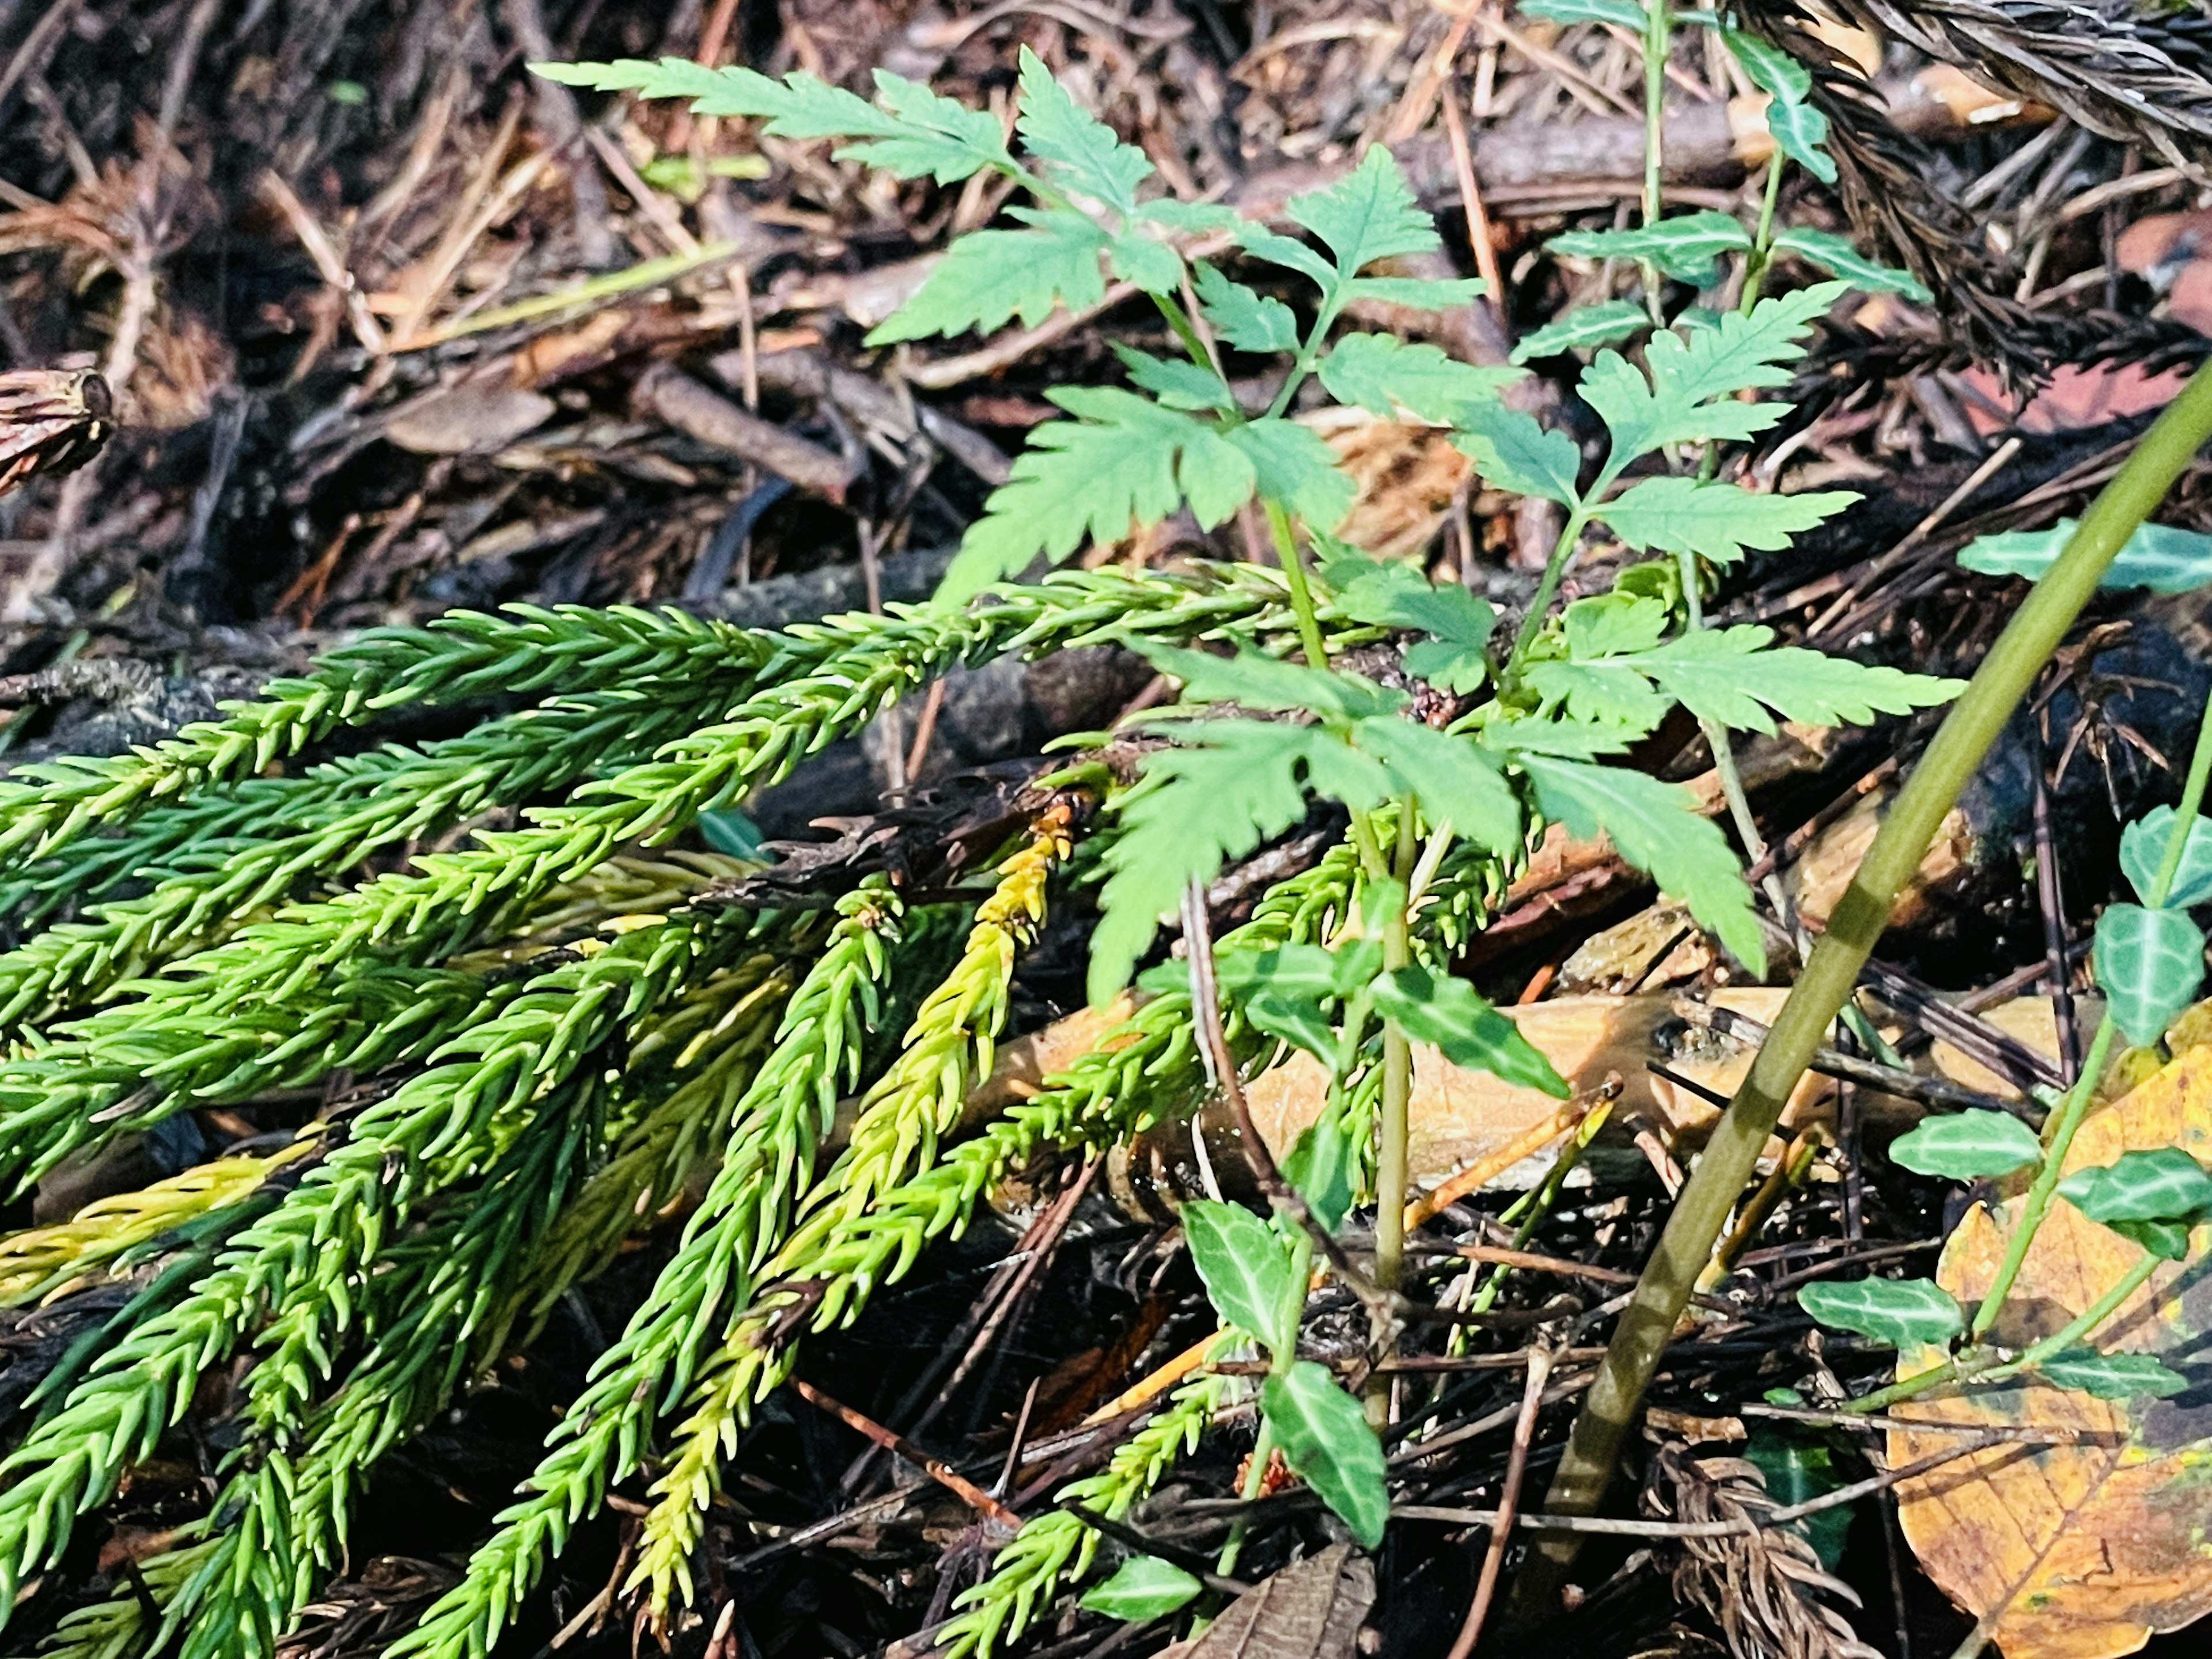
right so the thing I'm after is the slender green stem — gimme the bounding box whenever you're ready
[1372,806,1418,1304]
[1637,0,1671,324]
[1153,290,1219,377]
[1501,506,1592,690]
[1263,499,1332,669]
[1739,157,1787,317]
[1267,298,1345,422]
[1514,357,2212,1605]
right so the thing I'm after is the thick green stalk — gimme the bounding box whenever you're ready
[1264,499,1332,667]
[1520,357,2212,1598]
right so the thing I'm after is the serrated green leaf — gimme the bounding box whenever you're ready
[1887,1110,2043,1180]
[1957,518,2212,594]
[1194,263,1299,351]
[1521,658,1672,734]
[1139,200,1244,233]
[1232,226,1338,287]
[2058,1147,2212,1226]
[1184,1199,1297,1351]
[1114,345,1237,412]
[1565,591,1670,658]
[1222,418,1355,531]
[2120,806,2212,909]
[1550,211,1752,282]
[2092,903,2207,1046]
[1014,46,1152,214]
[1090,722,1389,998]
[1797,1277,1964,1347]
[1342,275,1488,309]
[1510,300,1652,363]
[1585,627,1963,735]
[1516,753,1764,972]
[1370,964,1568,1094]
[1317,332,1518,425]
[2033,1349,2192,1399]
[1323,550,1497,694]
[1597,477,1859,565]
[1452,402,1582,505]
[1284,1113,1357,1233]
[942,390,1253,600]
[534,60,1013,181]
[1351,719,1524,850]
[870,215,1108,343]
[1137,642,1405,722]
[1582,282,1846,463]
[1262,1361,1389,1547]
[1522,0,1647,25]
[1287,145,1441,281]
[1107,229,1184,291]
[1080,1555,1205,1621]
[1770,228,1930,299]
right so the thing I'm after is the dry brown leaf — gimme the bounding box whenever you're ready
[384,377,556,456]
[1157,1544,1373,1659]
[1888,1048,2212,1659]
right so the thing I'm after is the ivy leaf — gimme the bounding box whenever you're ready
[1350,719,1524,850]
[1342,275,1487,310]
[1592,627,1963,734]
[2120,806,2212,909]
[1318,333,1518,425]
[1723,31,1836,182]
[1283,1113,1357,1233]
[1773,228,1930,300]
[1014,46,1152,215]
[870,214,1107,343]
[2032,1350,2192,1400]
[1261,1361,1389,1547]
[2108,1218,2197,1260]
[1452,402,1582,505]
[1550,210,1752,283]
[1797,1278,1964,1347]
[1522,0,1648,25]
[1510,300,1651,363]
[2092,903,2207,1046]
[1323,551,1498,694]
[1243,994,1340,1059]
[1222,418,1356,531]
[535,60,1012,182]
[1114,345,1237,413]
[1137,642,1406,722]
[1370,964,1568,1094]
[1090,722,1389,998]
[1080,1556,1204,1622]
[944,389,1254,600]
[1957,518,2212,594]
[1287,145,1441,282]
[1721,29,1810,101]
[1515,753,1764,972]
[1184,1199,1297,1352]
[1888,1110,2044,1180]
[2058,1148,2212,1226]
[1582,282,1846,463]
[1597,477,1859,566]
[1215,942,1348,1003]
[1194,263,1298,352]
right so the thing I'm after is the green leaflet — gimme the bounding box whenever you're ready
[1194,262,1297,351]
[1596,476,1860,566]
[1136,642,1404,721]
[1522,0,1648,26]
[1317,332,1519,425]
[1343,275,1488,309]
[1183,1200,1297,1351]
[2092,903,2207,1046]
[1080,1556,1204,1621]
[1369,964,1567,1093]
[1550,210,1753,283]
[1797,1277,1965,1347]
[2120,806,2212,908]
[1222,418,1357,531]
[2032,1349,2191,1399]
[1285,145,1444,286]
[1115,345,1237,413]
[1261,1361,1389,1547]
[1576,626,1964,735]
[869,213,1109,344]
[1772,228,1930,301]
[1452,401,1582,505]
[1722,30,1835,183]
[2058,1148,2212,1226]
[1347,719,1524,850]
[1013,46,1152,215]
[1510,300,1650,363]
[1887,1110,2043,1180]
[1324,551,1498,694]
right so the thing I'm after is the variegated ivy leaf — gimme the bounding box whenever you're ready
[1797,1277,1964,1347]
[2093,903,2207,1046]
[1183,1198,1297,1353]
[1262,1361,1389,1547]
[1550,210,1753,283]
[1369,964,1567,1093]
[1888,1110,2043,1180]
[2120,806,2212,910]
[1510,300,1650,364]
[1773,228,1930,301]
[1081,1557,1203,1622]
[1957,518,2212,593]
[2033,1349,2191,1399]
[1722,29,1836,183]
[1521,0,1647,24]
[2058,1148,2212,1227]
[1343,275,1488,310]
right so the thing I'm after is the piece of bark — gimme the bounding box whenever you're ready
[633,363,861,503]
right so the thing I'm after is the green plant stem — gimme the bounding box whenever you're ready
[1740,157,1787,316]
[1221,1230,1313,1577]
[1847,1249,2164,1416]
[1153,290,1219,376]
[1264,498,1333,668]
[1516,355,2212,1607]
[1372,806,1418,1301]
[1501,506,1592,688]
[1637,0,1670,324]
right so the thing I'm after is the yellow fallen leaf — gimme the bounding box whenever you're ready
[1889,1047,2212,1659]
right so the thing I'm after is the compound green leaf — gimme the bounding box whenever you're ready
[1323,551,1497,694]
[1014,46,1152,215]
[1138,199,1243,234]
[2119,806,2212,910]
[1516,753,1764,972]
[1773,227,1929,300]
[870,214,1108,343]
[2092,904,2207,1046]
[1370,964,1568,1094]
[1262,1361,1389,1547]
[1317,333,1517,425]
[1107,229,1183,292]
[1957,518,2212,594]
[1193,263,1298,351]
[1222,418,1355,531]
[1550,210,1752,283]
[1597,476,1859,565]
[1598,627,1963,734]
[1510,300,1650,363]
[1184,1199,1297,1353]
[1452,402,1582,505]
[1080,1556,1204,1622]
[2058,1148,2212,1226]
[1231,225,1338,287]
[1342,275,1487,310]
[1286,145,1440,281]
[2032,1350,2191,1400]
[1137,642,1405,722]
[1563,590,1669,658]
[1888,1111,2044,1180]
[1798,1277,1964,1347]
[1350,719,1524,851]
[1113,345,1237,413]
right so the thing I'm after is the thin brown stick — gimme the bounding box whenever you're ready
[790,1380,1021,1531]
[1440,69,1506,324]
[1448,1346,1554,1659]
